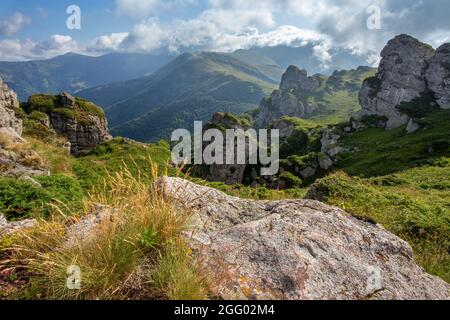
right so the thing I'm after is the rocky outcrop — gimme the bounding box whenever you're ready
[0,78,22,136]
[258,66,321,127]
[159,177,450,300]
[358,35,449,129]
[192,112,251,185]
[426,43,450,109]
[25,93,111,155]
[358,35,434,129]
[49,112,110,155]
[0,79,48,178]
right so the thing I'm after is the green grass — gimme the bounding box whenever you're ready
[309,168,450,283]
[2,165,207,300]
[72,137,172,191]
[0,175,84,221]
[336,109,450,177]
[22,94,106,127]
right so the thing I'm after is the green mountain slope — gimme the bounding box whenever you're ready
[0,52,173,101]
[79,52,280,141]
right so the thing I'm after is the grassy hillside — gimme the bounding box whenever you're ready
[336,109,450,176]
[79,52,279,142]
[309,167,450,282]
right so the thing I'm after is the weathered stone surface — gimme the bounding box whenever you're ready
[280,66,319,92]
[258,90,304,128]
[318,153,333,170]
[358,35,435,129]
[0,78,22,136]
[258,66,321,127]
[159,177,450,300]
[65,204,115,248]
[271,118,295,139]
[406,119,421,134]
[47,94,111,155]
[60,92,76,109]
[0,214,36,238]
[192,112,251,185]
[426,43,450,109]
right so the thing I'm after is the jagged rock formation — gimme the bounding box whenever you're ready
[24,93,111,155]
[0,79,48,178]
[0,78,22,136]
[159,177,450,300]
[358,35,449,129]
[258,66,320,127]
[258,65,375,128]
[192,112,251,184]
[426,43,450,109]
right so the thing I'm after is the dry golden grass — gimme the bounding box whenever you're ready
[1,163,208,300]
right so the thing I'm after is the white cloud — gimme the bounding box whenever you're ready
[116,0,160,18]
[88,32,129,52]
[0,12,31,36]
[2,0,450,66]
[0,35,80,61]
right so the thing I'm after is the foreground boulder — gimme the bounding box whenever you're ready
[159,177,450,300]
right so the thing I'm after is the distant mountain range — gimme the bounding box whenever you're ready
[0,45,372,142]
[0,52,173,100]
[78,51,281,141]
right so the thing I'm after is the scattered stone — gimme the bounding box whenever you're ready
[299,166,316,179]
[406,119,421,134]
[65,204,115,248]
[318,154,333,170]
[0,214,36,238]
[19,175,42,187]
[59,92,76,109]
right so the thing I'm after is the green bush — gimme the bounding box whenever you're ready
[397,92,439,118]
[280,171,303,188]
[0,175,84,220]
[25,94,57,114]
[28,111,48,122]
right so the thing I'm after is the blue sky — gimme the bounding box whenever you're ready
[0,0,449,63]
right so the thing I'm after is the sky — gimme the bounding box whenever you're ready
[0,0,449,65]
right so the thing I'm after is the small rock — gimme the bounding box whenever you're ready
[19,175,42,187]
[406,119,421,134]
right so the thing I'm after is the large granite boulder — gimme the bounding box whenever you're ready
[426,43,450,109]
[358,35,435,129]
[159,177,450,300]
[0,78,22,136]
